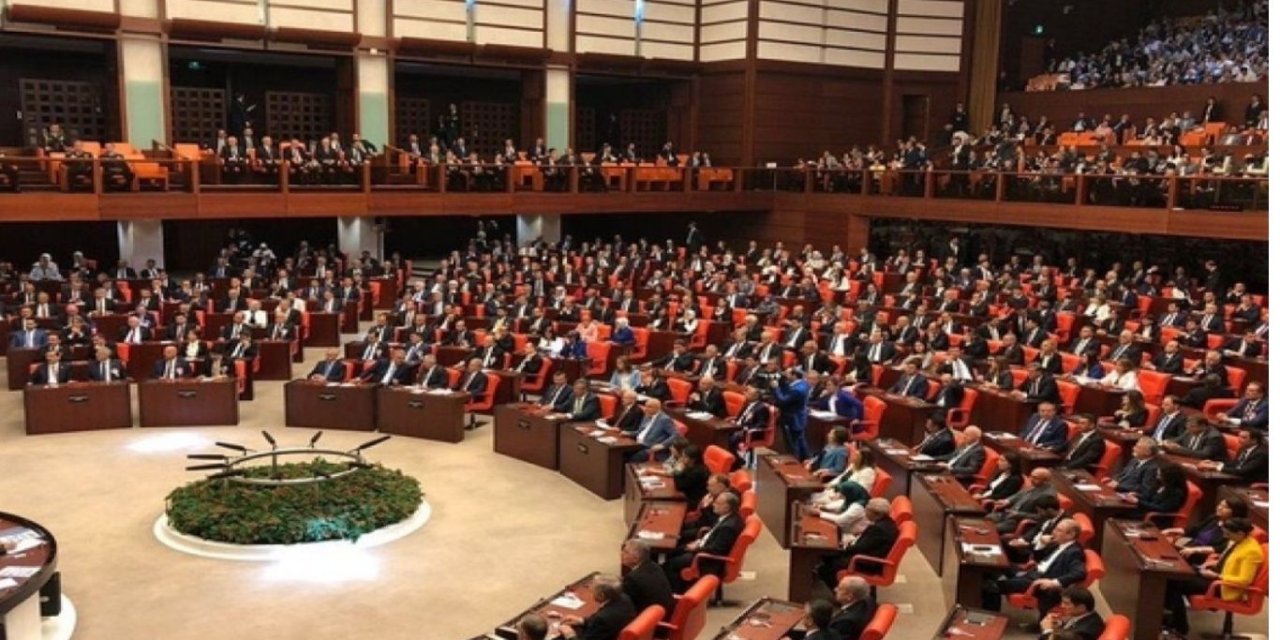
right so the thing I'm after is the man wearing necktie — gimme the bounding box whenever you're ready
[1164,415,1228,462]
[457,358,489,399]
[1020,402,1068,452]
[983,519,1087,616]
[539,372,572,412]
[363,349,409,387]
[565,379,602,420]
[32,350,68,386]
[154,345,186,380]
[307,349,345,382]
[89,346,123,382]
[1221,382,1269,429]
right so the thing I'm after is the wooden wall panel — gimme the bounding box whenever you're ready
[997,82,1267,130]
[752,70,883,164]
[694,72,746,166]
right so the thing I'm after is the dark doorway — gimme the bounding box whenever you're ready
[901,94,929,141]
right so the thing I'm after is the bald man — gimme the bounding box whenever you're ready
[944,426,988,483]
[628,398,680,462]
[988,467,1056,534]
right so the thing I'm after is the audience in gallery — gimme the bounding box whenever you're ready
[1032,1,1268,91]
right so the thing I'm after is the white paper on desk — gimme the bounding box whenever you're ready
[590,430,606,437]
[990,432,1016,439]
[809,410,837,420]
[427,388,454,395]
[962,543,1002,556]
[7,538,44,554]
[909,454,936,462]
[597,436,618,445]
[636,394,651,403]
[636,530,664,540]
[409,388,426,395]
[340,382,356,387]
[686,411,713,420]
[595,419,611,429]
[0,566,39,578]
[884,449,910,456]
[1254,501,1269,508]
[1074,484,1102,491]
[0,578,17,590]
[550,593,585,609]
[1075,375,1095,385]
[325,382,339,387]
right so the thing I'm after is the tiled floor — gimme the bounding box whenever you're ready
[0,339,1267,639]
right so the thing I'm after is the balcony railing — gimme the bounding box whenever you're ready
[0,155,1267,212]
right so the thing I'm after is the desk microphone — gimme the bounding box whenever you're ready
[261,431,277,448]
[215,441,248,452]
[309,431,323,448]
[354,435,391,451]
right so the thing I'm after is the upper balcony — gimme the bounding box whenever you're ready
[0,152,1265,241]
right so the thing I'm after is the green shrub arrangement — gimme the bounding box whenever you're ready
[166,459,423,545]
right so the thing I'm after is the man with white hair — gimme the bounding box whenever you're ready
[29,254,62,281]
[610,316,636,347]
[831,576,876,638]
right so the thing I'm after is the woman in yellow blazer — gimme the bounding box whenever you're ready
[1164,517,1265,636]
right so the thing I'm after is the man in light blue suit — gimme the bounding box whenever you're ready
[8,317,48,349]
[627,398,679,462]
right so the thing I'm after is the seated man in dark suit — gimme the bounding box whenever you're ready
[361,348,415,387]
[1002,495,1068,564]
[554,575,636,640]
[1038,586,1105,640]
[153,345,193,380]
[916,411,957,457]
[87,345,127,382]
[663,491,745,592]
[1105,436,1160,493]
[1017,362,1062,405]
[1149,396,1188,442]
[619,541,674,617]
[416,354,450,389]
[887,359,929,399]
[650,339,697,374]
[1061,414,1104,470]
[538,371,575,412]
[560,378,602,420]
[788,599,841,640]
[944,426,988,483]
[686,376,727,417]
[1218,382,1268,430]
[818,498,898,589]
[634,369,672,402]
[609,389,645,432]
[307,348,347,382]
[510,343,545,382]
[1020,402,1069,453]
[829,576,876,639]
[1162,415,1228,462]
[988,468,1056,534]
[1200,426,1268,484]
[679,472,733,545]
[727,386,771,466]
[224,333,257,361]
[29,349,72,385]
[982,518,1087,618]
[455,358,490,399]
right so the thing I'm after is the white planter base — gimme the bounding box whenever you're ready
[43,595,76,640]
[152,500,432,561]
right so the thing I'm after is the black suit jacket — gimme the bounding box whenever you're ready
[612,402,644,431]
[918,429,956,457]
[622,560,675,616]
[1042,611,1105,640]
[457,370,490,398]
[844,518,898,574]
[1026,541,1086,587]
[1151,352,1185,374]
[830,599,875,640]
[1062,432,1106,470]
[1222,446,1268,483]
[1173,427,1229,462]
[576,596,637,640]
[363,360,415,386]
[308,359,346,382]
[87,359,127,382]
[688,387,727,417]
[30,363,72,385]
[416,365,448,389]
[565,392,603,420]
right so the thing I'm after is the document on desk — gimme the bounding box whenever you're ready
[0,566,40,578]
[962,543,1002,556]
[635,530,665,541]
[883,448,911,456]
[685,411,714,420]
[427,389,454,395]
[596,436,618,445]
[1073,483,1102,491]
[809,410,837,420]
[550,592,585,609]
[989,432,1017,439]
[909,454,936,462]
[0,578,18,590]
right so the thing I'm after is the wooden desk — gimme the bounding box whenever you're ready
[1051,468,1136,551]
[646,330,685,362]
[971,388,1037,434]
[0,512,59,640]
[865,437,946,498]
[493,403,566,470]
[283,380,377,431]
[757,454,826,548]
[5,348,41,390]
[911,474,985,575]
[1165,375,1198,401]
[1159,452,1248,523]
[550,357,587,382]
[341,301,359,333]
[710,598,806,640]
[1100,425,1144,463]
[377,387,468,443]
[623,462,684,526]
[558,423,643,499]
[931,606,1010,640]
[24,382,133,434]
[668,406,737,451]
[625,501,688,555]
[490,370,522,408]
[1070,381,1127,418]
[1224,355,1268,387]
[138,378,239,427]
[1218,485,1267,532]
[982,432,1063,469]
[255,339,295,380]
[493,572,602,640]
[304,312,341,347]
[942,517,1010,609]
[787,503,840,602]
[1100,519,1196,640]
[855,389,933,444]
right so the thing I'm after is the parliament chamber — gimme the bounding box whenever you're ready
[0,0,1271,639]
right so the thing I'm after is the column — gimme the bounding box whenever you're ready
[118,220,165,267]
[119,37,167,148]
[356,53,390,149]
[338,217,382,260]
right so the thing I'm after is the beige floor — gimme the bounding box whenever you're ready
[0,341,1267,640]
